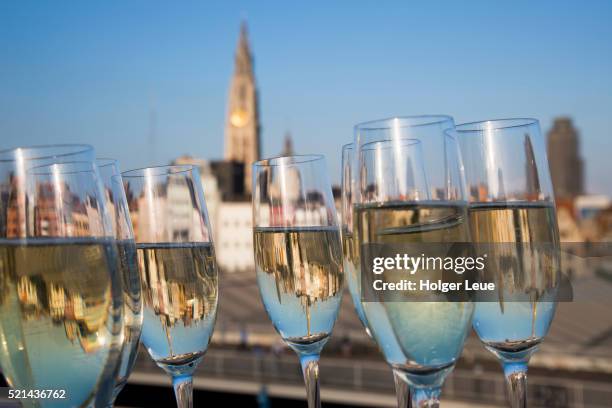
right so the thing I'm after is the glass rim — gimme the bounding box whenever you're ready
[96,157,118,168]
[455,118,539,133]
[26,160,97,175]
[253,154,325,167]
[360,138,422,152]
[0,144,94,162]
[354,115,454,132]
[342,142,354,151]
[121,164,197,178]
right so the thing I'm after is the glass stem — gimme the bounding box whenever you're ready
[411,387,440,408]
[300,354,321,408]
[503,362,528,408]
[108,381,126,407]
[392,369,412,408]
[172,374,193,408]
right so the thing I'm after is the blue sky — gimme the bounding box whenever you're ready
[1,1,611,193]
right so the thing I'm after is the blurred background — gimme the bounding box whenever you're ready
[1,1,611,407]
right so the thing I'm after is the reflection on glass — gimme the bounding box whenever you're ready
[341,142,412,407]
[355,201,473,368]
[0,150,124,408]
[353,117,473,407]
[123,165,218,408]
[469,203,558,355]
[254,226,343,344]
[340,144,368,329]
[252,155,344,408]
[456,118,560,408]
[97,158,144,402]
[137,242,218,366]
[0,239,118,387]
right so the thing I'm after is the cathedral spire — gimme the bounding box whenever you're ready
[224,21,261,195]
[281,131,295,156]
[235,21,252,77]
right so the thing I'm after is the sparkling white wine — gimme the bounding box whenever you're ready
[136,242,218,374]
[355,202,474,375]
[254,226,344,354]
[113,240,143,395]
[0,238,123,408]
[468,202,559,360]
[341,228,369,331]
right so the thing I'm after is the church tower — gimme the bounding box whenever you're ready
[281,131,295,156]
[224,21,260,194]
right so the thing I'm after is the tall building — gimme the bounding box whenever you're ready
[281,131,295,156]
[547,117,584,199]
[224,22,260,194]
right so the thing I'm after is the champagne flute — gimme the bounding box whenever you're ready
[252,154,344,408]
[0,148,125,407]
[122,165,218,408]
[353,116,474,407]
[96,159,143,403]
[341,143,411,408]
[455,119,560,408]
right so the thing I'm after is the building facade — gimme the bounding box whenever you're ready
[547,117,584,199]
[172,156,222,241]
[215,202,254,272]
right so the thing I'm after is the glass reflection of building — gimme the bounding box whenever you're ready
[140,256,217,329]
[470,204,559,298]
[255,224,342,338]
[5,175,26,238]
[139,245,217,356]
[125,174,217,355]
[4,178,100,238]
[257,227,343,308]
[127,179,210,244]
[2,178,112,354]
[12,271,111,354]
[469,183,490,203]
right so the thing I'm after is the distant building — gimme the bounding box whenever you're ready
[574,195,610,220]
[215,202,254,272]
[224,22,260,195]
[172,156,222,241]
[167,156,254,272]
[210,160,246,201]
[170,23,311,273]
[593,206,612,241]
[547,117,584,199]
[280,132,295,156]
[556,199,584,242]
[574,195,611,242]
[166,24,261,273]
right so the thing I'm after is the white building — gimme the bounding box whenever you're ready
[574,195,610,220]
[215,202,254,272]
[172,156,222,241]
[172,155,254,273]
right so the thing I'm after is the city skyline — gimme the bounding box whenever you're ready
[1,1,611,194]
